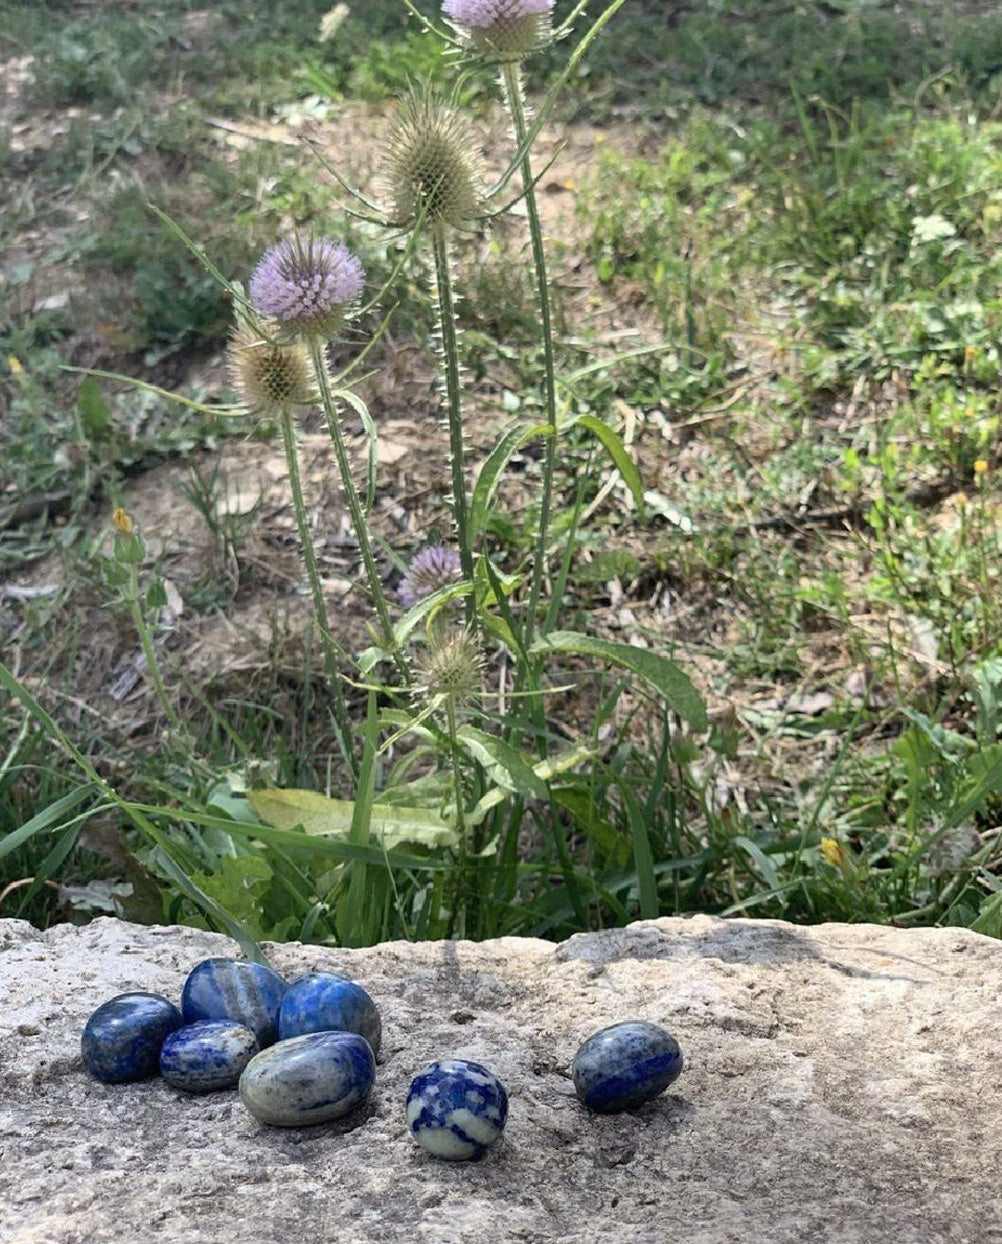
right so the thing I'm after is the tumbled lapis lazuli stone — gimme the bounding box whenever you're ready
[181,958,287,1047]
[160,1020,260,1094]
[571,1020,683,1113]
[81,992,183,1084]
[406,1059,508,1161]
[238,1030,375,1126]
[278,972,382,1055]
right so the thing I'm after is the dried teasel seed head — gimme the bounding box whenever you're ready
[442,0,555,62]
[248,234,364,340]
[382,93,485,232]
[227,323,317,415]
[416,630,484,705]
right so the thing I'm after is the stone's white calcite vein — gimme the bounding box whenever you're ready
[571,1021,683,1113]
[181,958,287,1047]
[2,915,1001,1244]
[160,1020,260,1094]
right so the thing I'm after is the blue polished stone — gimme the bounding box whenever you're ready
[81,992,183,1084]
[406,1059,508,1161]
[278,972,382,1055]
[181,958,287,1047]
[571,1020,683,1113]
[238,1030,375,1126]
[160,1020,260,1094]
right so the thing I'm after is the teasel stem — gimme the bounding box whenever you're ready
[431,223,476,630]
[307,339,411,686]
[445,694,468,937]
[501,61,557,648]
[280,405,358,777]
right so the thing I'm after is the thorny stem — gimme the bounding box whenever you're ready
[431,224,476,629]
[445,695,468,937]
[279,405,358,777]
[501,62,557,649]
[308,339,411,686]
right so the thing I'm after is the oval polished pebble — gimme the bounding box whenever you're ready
[405,1059,509,1161]
[160,1020,260,1094]
[81,992,183,1084]
[238,1031,375,1126]
[571,1020,683,1113]
[278,972,382,1055]
[181,958,287,1047]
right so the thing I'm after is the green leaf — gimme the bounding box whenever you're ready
[334,388,379,514]
[0,788,94,862]
[150,845,268,964]
[457,726,548,800]
[469,421,551,542]
[573,550,642,584]
[732,835,780,891]
[247,788,458,850]
[570,414,644,514]
[467,745,594,826]
[971,890,1002,939]
[77,377,111,436]
[945,743,1002,829]
[146,579,168,610]
[528,631,707,730]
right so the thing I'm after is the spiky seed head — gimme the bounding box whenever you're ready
[442,0,554,61]
[382,94,484,231]
[248,234,364,340]
[417,630,484,705]
[226,323,316,415]
[399,543,464,608]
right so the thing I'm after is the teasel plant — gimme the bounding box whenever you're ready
[313,85,560,637]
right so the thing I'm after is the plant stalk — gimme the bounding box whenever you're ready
[308,339,410,684]
[279,405,357,777]
[431,224,476,628]
[501,61,558,648]
[126,568,188,742]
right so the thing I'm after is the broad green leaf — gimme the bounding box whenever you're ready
[529,631,707,730]
[248,788,458,850]
[150,845,268,964]
[469,421,551,542]
[571,413,644,514]
[77,377,111,436]
[971,890,1002,939]
[467,745,594,826]
[457,726,548,800]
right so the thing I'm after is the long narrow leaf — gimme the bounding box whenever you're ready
[571,413,644,514]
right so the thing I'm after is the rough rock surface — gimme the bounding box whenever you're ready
[1,915,999,1244]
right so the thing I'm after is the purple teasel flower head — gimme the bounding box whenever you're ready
[399,543,463,609]
[442,0,555,61]
[249,235,364,340]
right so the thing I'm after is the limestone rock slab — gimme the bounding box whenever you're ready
[0,915,999,1244]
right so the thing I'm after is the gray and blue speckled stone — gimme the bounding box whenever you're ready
[160,1020,259,1094]
[238,1030,375,1126]
[181,958,286,1047]
[571,1020,683,1113]
[405,1059,508,1161]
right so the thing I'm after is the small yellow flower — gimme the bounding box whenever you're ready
[820,837,848,868]
[113,507,135,534]
[956,491,969,509]
[7,355,23,375]
[974,459,989,476]
[964,344,977,364]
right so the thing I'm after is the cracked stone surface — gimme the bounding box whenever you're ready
[1,915,999,1244]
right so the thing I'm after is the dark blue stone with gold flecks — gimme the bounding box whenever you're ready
[81,992,183,1084]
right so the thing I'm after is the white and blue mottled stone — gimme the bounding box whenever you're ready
[181,958,287,1047]
[81,992,183,1084]
[238,1030,375,1127]
[405,1059,509,1161]
[571,1020,684,1113]
[159,1020,260,1094]
[278,972,382,1055]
